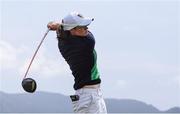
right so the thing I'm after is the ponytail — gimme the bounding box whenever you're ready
[56,25,70,41]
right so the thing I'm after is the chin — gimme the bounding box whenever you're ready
[84,31,88,35]
[84,33,88,37]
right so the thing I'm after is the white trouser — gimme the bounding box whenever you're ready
[71,87,107,113]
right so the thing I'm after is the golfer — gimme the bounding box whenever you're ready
[47,11,107,113]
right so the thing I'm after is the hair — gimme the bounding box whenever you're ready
[56,25,71,41]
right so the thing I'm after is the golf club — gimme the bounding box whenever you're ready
[22,28,50,93]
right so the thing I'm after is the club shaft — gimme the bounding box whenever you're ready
[23,29,50,79]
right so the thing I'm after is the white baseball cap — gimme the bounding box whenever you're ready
[62,11,94,30]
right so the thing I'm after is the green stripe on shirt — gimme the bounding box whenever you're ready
[91,50,100,80]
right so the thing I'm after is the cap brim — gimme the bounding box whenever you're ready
[62,18,94,30]
[79,18,94,27]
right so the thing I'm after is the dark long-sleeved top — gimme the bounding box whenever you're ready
[58,32,101,90]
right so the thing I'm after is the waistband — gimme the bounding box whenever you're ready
[75,84,101,95]
[83,84,100,89]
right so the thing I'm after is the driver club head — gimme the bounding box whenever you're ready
[22,78,37,93]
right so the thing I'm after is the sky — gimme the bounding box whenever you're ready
[0,0,180,111]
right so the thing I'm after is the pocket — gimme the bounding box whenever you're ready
[77,93,92,112]
[72,100,78,113]
[70,95,79,113]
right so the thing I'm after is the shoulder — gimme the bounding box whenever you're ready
[88,31,94,37]
[87,31,95,40]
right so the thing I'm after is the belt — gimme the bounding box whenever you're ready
[83,84,100,89]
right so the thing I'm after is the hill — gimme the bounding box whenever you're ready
[0,91,179,113]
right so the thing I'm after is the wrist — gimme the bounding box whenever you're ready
[47,22,61,31]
